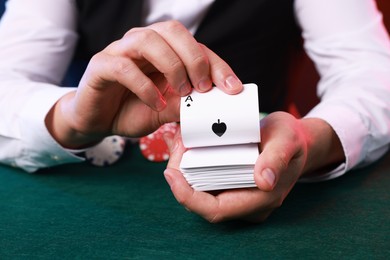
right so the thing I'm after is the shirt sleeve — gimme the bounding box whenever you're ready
[295,0,390,181]
[0,0,84,172]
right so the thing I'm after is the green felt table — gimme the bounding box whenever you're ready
[0,144,389,259]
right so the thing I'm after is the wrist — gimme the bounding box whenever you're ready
[300,117,345,176]
[44,91,103,149]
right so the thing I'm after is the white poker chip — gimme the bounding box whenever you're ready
[85,135,126,166]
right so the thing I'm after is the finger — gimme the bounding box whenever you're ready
[158,89,181,124]
[149,72,169,94]
[164,128,185,170]
[254,113,303,191]
[83,52,167,111]
[107,27,193,96]
[210,188,277,222]
[165,169,274,223]
[200,44,243,95]
[164,168,222,222]
[148,21,213,93]
[148,76,181,125]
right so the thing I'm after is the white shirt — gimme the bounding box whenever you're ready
[0,0,390,179]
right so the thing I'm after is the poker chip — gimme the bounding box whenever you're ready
[139,122,178,162]
[85,135,126,166]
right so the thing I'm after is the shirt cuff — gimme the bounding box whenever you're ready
[299,163,346,183]
[17,85,85,172]
[301,101,368,181]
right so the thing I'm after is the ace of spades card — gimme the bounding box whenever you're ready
[180,83,261,191]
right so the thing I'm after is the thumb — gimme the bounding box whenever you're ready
[254,144,293,192]
[253,112,307,192]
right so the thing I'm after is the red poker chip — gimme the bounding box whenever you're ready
[139,123,178,162]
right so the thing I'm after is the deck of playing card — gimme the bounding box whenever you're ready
[180,83,261,191]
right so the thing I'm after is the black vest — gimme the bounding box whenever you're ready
[73,0,301,112]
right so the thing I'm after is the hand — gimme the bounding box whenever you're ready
[45,21,243,148]
[163,112,344,223]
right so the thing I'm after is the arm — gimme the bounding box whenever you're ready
[164,0,390,222]
[296,0,390,181]
[0,0,243,172]
[0,0,81,172]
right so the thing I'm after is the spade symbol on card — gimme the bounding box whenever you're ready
[212,119,227,137]
[185,95,193,107]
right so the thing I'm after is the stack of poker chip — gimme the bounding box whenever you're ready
[85,123,179,166]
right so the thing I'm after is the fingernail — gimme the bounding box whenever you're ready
[180,81,192,96]
[261,168,275,187]
[198,78,211,92]
[225,75,242,90]
[164,170,174,187]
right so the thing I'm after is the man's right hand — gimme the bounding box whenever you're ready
[45,20,243,149]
